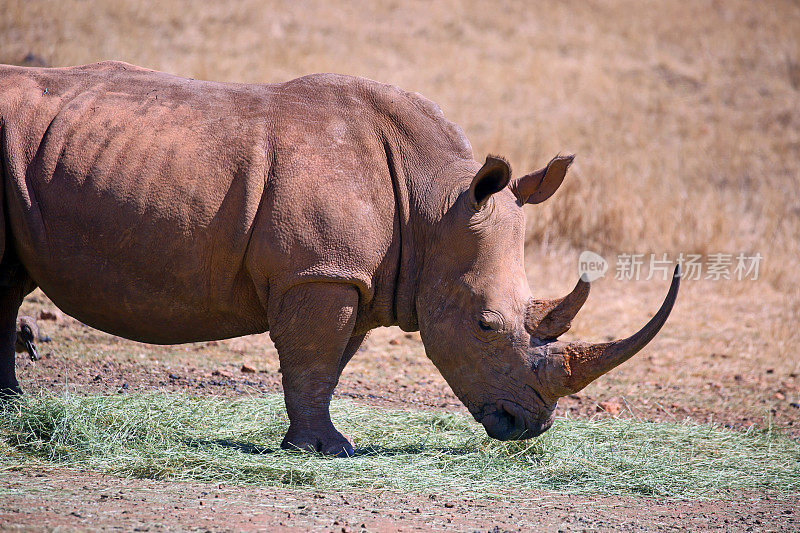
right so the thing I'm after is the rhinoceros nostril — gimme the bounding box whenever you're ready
[498,404,517,428]
[501,401,530,434]
[480,400,529,441]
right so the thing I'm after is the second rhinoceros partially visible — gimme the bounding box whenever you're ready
[0,62,678,456]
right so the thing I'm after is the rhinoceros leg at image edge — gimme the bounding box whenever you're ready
[269,282,362,457]
[0,266,36,399]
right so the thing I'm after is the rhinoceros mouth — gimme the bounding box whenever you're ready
[479,399,552,441]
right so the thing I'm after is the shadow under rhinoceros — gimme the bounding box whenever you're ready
[352,445,473,457]
[181,437,473,458]
[182,437,275,455]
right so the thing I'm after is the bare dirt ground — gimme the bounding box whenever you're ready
[2,468,797,532]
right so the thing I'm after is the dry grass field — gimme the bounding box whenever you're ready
[1,0,799,530]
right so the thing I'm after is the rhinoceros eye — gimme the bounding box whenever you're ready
[477,313,504,333]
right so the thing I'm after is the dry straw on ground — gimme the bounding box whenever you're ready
[3,393,798,499]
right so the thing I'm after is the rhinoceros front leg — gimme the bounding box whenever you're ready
[269,282,361,457]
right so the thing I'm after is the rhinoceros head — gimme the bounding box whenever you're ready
[416,155,679,441]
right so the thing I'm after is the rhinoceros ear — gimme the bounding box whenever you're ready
[469,155,511,208]
[510,154,574,205]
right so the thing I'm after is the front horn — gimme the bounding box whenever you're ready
[540,265,681,396]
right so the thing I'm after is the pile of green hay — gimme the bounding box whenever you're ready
[1,392,797,499]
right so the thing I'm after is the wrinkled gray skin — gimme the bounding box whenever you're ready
[0,62,679,456]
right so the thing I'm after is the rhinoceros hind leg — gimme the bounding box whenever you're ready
[270,282,360,457]
[0,262,36,399]
[338,333,366,373]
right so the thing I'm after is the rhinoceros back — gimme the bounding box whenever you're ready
[0,62,273,342]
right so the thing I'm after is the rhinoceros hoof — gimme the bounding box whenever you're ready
[281,427,354,457]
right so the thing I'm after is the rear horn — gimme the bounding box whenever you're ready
[526,276,590,340]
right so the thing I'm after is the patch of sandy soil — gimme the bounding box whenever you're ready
[1,469,797,532]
